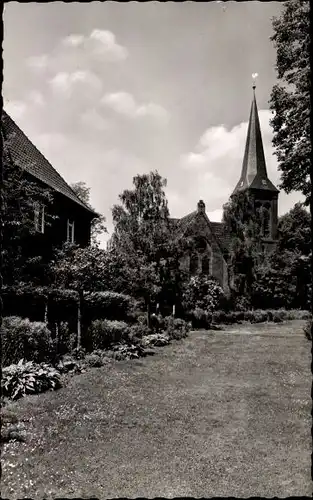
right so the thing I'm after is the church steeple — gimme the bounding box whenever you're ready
[233,84,279,194]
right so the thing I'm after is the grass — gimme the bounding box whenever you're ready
[1,319,311,498]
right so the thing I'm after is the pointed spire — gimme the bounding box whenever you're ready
[233,83,279,194]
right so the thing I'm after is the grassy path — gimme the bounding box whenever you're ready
[1,320,311,498]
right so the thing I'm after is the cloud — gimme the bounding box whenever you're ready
[88,29,128,61]
[28,90,45,107]
[49,70,102,97]
[80,108,110,131]
[101,91,169,122]
[4,99,27,119]
[26,29,128,78]
[26,54,49,72]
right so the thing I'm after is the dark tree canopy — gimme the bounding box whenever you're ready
[70,181,107,247]
[269,0,310,205]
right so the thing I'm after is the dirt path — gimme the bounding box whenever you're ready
[2,320,311,498]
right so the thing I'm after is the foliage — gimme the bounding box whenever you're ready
[2,134,56,287]
[1,316,54,367]
[182,275,226,315]
[110,171,186,309]
[222,191,265,301]
[252,204,311,310]
[88,320,129,350]
[269,0,311,205]
[70,181,107,246]
[128,323,150,341]
[163,316,190,340]
[141,333,170,347]
[303,318,312,340]
[212,308,310,325]
[1,360,62,401]
[84,291,135,321]
[84,353,103,368]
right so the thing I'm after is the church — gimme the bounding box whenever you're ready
[172,85,280,291]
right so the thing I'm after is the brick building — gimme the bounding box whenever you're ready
[2,110,98,248]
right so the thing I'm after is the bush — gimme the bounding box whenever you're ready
[88,319,129,350]
[84,353,103,368]
[164,317,190,340]
[2,360,62,401]
[128,323,150,343]
[141,333,170,347]
[303,318,312,340]
[1,316,54,367]
[182,276,226,314]
[84,291,135,321]
[189,307,211,329]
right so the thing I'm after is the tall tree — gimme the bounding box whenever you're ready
[252,204,311,310]
[269,0,311,205]
[110,171,185,319]
[70,181,107,247]
[222,191,265,305]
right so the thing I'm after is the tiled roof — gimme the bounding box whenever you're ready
[170,211,230,254]
[1,111,97,216]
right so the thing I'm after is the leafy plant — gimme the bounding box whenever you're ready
[88,320,130,350]
[1,316,54,367]
[164,316,190,340]
[2,360,62,401]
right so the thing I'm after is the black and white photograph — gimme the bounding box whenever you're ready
[1,1,311,498]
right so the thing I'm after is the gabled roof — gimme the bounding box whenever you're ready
[1,111,97,216]
[233,86,279,195]
[171,201,230,255]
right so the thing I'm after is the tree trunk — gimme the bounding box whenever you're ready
[77,291,83,349]
[146,297,151,329]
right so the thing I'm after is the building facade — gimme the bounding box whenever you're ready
[2,111,98,249]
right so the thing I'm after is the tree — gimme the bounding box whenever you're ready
[222,191,264,305]
[269,0,311,205]
[70,181,107,247]
[252,203,311,310]
[110,171,185,321]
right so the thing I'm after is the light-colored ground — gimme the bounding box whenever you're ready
[1,320,311,498]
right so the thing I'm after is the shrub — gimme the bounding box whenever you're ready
[84,353,103,368]
[303,318,312,340]
[1,316,54,367]
[141,333,170,347]
[182,275,226,314]
[2,360,62,401]
[84,291,135,321]
[128,323,150,343]
[189,307,211,329]
[88,320,129,350]
[164,317,190,340]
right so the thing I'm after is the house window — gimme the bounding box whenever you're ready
[67,219,75,243]
[34,204,45,233]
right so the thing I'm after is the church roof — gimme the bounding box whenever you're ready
[171,201,230,254]
[1,110,97,216]
[233,86,279,194]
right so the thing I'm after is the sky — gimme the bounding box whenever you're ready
[3,1,304,248]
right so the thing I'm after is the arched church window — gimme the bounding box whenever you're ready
[190,253,199,275]
[195,236,207,254]
[201,254,211,275]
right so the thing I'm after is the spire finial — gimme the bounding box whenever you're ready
[252,72,258,92]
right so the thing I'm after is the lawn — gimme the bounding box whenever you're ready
[1,319,311,498]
